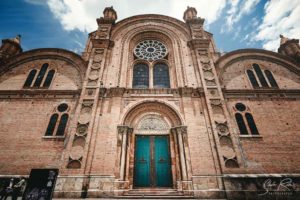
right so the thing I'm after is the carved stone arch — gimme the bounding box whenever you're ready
[0,48,86,89]
[110,20,190,88]
[121,100,184,127]
[215,49,300,86]
[111,14,190,40]
[116,100,191,190]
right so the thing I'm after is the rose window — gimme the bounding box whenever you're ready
[134,40,168,61]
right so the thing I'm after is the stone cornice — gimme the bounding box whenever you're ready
[0,89,81,99]
[100,87,204,98]
[111,14,190,40]
[91,39,114,49]
[223,88,300,99]
[187,39,210,50]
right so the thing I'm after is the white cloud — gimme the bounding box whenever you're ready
[224,0,260,31]
[255,0,300,51]
[40,0,227,32]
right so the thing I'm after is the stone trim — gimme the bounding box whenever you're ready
[223,89,300,99]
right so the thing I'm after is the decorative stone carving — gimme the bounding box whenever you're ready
[87,79,97,86]
[208,88,219,97]
[92,63,101,69]
[93,54,102,62]
[223,156,239,168]
[70,146,84,160]
[67,158,82,169]
[76,123,89,136]
[210,99,224,115]
[200,57,210,64]
[136,115,169,131]
[202,63,212,70]
[215,121,229,136]
[85,88,96,97]
[219,136,233,148]
[204,77,216,86]
[90,68,100,77]
[203,70,214,79]
[78,101,93,124]
[72,136,86,148]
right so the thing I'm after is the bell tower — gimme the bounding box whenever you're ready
[0,35,22,63]
[278,34,300,62]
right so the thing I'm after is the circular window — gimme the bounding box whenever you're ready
[235,103,246,112]
[58,103,68,112]
[134,40,168,61]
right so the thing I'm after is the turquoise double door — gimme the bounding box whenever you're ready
[134,135,172,187]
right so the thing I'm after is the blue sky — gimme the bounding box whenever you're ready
[0,0,299,54]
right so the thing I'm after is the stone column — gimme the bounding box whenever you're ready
[117,126,133,181]
[172,126,188,181]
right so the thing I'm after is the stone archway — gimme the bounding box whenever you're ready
[115,101,192,192]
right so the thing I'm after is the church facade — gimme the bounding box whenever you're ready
[0,7,300,199]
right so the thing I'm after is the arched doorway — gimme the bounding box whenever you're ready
[116,101,192,191]
[133,114,172,187]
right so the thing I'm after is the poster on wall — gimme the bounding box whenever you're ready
[22,169,59,200]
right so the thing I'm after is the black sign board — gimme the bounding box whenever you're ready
[22,169,59,200]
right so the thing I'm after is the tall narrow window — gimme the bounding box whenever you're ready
[56,114,69,136]
[23,69,37,88]
[234,103,259,136]
[235,113,248,135]
[33,63,48,87]
[44,103,69,137]
[153,63,170,88]
[133,63,149,88]
[264,70,278,88]
[43,70,55,88]
[252,64,268,87]
[246,70,259,88]
[45,114,58,136]
[245,113,259,135]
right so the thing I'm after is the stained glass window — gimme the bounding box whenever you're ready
[246,70,259,88]
[264,70,278,88]
[23,69,37,88]
[153,63,170,88]
[133,63,149,88]
[134,40,168,61]
[245,113,259,135]
[252,63,268,87]
[45,114,58,136]
[235,113,248,135]
[43,70,55,88]
[33,63,49,87]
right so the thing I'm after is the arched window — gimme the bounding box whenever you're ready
[43,70,55,88]
[246,70,259,88]
[245,113,259,135]
[23,69,37,88]
[33,63,49,87]
[235,113,248,135]
[56,114,69,136]
[45,114,58,136]
[133,63,149,88]
[252,64,268,87]
[44,104,69,137]
[234,103,260,136]
[264,70,278,88]
[153,63,170,88]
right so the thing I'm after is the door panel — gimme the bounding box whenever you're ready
[134,136,151,187]
[154,136,172,187]
[134,135,172,187]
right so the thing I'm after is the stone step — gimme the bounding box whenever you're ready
[124,190,184,196]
